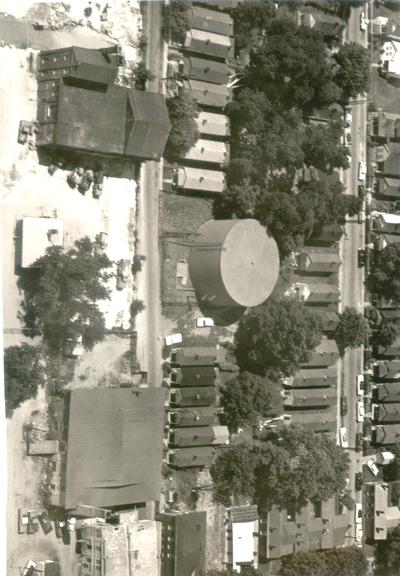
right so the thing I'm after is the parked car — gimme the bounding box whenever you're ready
[357,249,366,268]
[344,108,352,128]
[340,396,348,416]
[360,12,368,31]
[357,374,364,396]
[355,502,363,524]
[38,510,53,535]
[355,471,363,491]
[367,459,379,477]
[22,560,36,576]
[67,516,76,532]
[339,427,349,449]
[27,511,40,534]
[18,509,29,534]
[356,524,363,544]
[165,333,183,346]
[356,401,365,422]
[196,317,214,328]
[355,432,363,453]
[55,519,65,539]
[116,259,130,290]
[358,161,366,182]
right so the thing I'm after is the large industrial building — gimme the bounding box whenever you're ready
[51,387,165,510]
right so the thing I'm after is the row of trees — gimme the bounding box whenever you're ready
[210,424,349,509]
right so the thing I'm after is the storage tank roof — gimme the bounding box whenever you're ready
[219,219,279,307]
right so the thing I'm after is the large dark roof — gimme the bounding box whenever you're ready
[162,512,207,576]
[174,366,219,387]
[64,387,165,509]
[70,46,119,85]
[55,82,170,160]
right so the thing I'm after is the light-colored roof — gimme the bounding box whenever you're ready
[21,217,63,268]
[190,5,233,36]
[177,166,225,193]
[185,79,230,108]
[184,139,229,164]
[195,111,230,137]
[231,519,259,568]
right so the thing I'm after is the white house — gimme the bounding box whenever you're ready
[225,506,259,571]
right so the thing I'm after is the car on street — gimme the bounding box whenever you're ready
[165,333,183,346]
[355,472,363,491]
[356,524,363,544]
[356,401,365,422]
[357,374,364,396]
[18,508,29,534]
[116,259,131,290]
[27,511,40,534]
[357,248,366,268]
[38,510,53,535]
[367,459,379,477]
[358,161,367,182]
[344,108,352,128]
[196,317,214,327]
[340,396,348,416]
[22,560,36,576]
[355,502,363,524]
[55,519,65,539]
[360,12,368,31]
[67,516,77,531]
[355,432,363,452]
[339,427,349,448]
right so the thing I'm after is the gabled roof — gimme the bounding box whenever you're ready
[374,381,400,402]
[184,28,233,60]
[286,366,337,388]
[375,403,400,422]
[70,46,119,85]
[53,82,170,160]
[283,387,336,408]
[190,5,233,36]
[304,339,339,367]
[63,388,165,509]
[183,56,229,84]
[376,176,400,199]
[184,138,229,164]
[169,407,216,427]
[171,387,217,407]
[171,347,222,366]
[374,360,400,380]
[229,505,258,524]
[169,426,216,447]
[177,166,226,194]
[184,79,230,108]
[172,366,219,387]
[373,424,400,444]
[169,446,215,468]
[195,111,230,137]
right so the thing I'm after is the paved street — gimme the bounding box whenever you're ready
[339,3,368,541]
[136,1,166,387]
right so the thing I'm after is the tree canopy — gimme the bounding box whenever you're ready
[367,244,400,304]
[165,90,199,161]
[375,525,400,576]
[18,236,113,353]
[334,307,370,353]
[4,344,43,417]
[333,42,370,99]
[220,372,282,433]
[228,0,276,51]
[279,547,367,576]
[162,0,191,43]
[211,425,349,508]
[234,299,322,377]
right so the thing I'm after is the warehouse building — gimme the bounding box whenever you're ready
[51,388,165,510]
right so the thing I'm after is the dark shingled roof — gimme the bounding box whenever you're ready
[172,366,219,387]
[55,82,170,160]
[161,512,207,576]
[63,387,165,509]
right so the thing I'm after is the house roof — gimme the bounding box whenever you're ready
[44,562,60,576]
[171,347,223,366]
[283,387,336,408]
[380,143,400,176]
[177,166,226,193]
[171,387,217,407]
[376,403,400,422]
[162,512,207,576]
[289,407,337,426]
[311,309,339,332]
[169,426,215,447]
[169,407,216,427]
[70,46,119,85]
[183,56,229,84]
[184,28,233,60]
[184,138,229,164]
[378,335,400,357]
[189,5,233,36]
[169,447,215,468]
[297,250,341,272]
[300,7,345,35]
[373,424,400,444]
[185,79,230,108]
[55,82,170,160]
[63,387,165,509]
[173,366,219,387]
[195,111,230,137]
[287,366,337,388]
[374,360,400,380]
[375,382,400,402]
[304,339,339,367]
[229,505,259,524]
[377,176,400,199]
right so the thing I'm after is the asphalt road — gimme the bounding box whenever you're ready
[138,1,165,387]
[339,3,368,541]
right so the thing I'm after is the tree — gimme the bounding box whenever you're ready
[162,0,191,43]
[228,0,276,51]
[279,547,367,576]
[210,444,260,505]
[256,425,350,508]
[367,244,400,304]
[165,91,199,161]
[334,307,370,353]
[18,236,113,353]
[334,42,370,99]
[371,320,399,350]
[4,344,43,416]
[220,372,282,433]
[303,122,349,173]
[245,17,336,111]
[375,525,400,576]
[234,299,323,377]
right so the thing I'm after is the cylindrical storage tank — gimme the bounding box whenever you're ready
[189,219,280,309]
